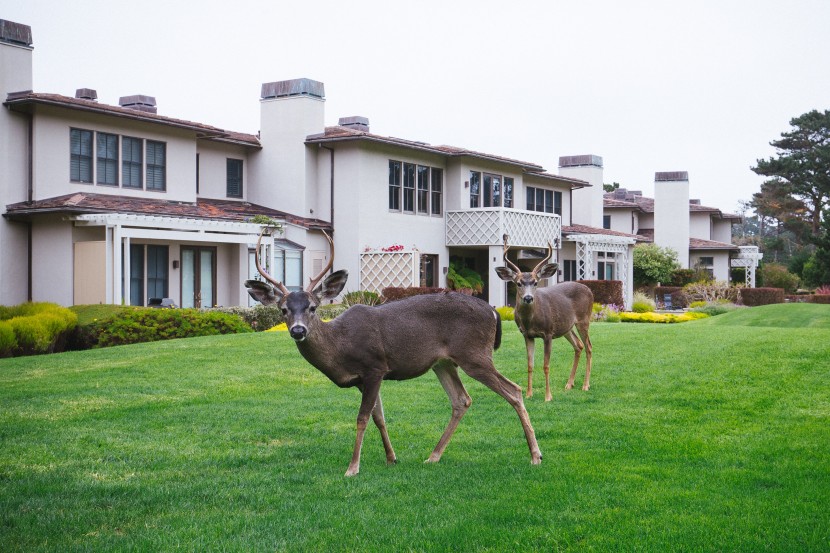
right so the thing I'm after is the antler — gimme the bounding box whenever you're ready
[502,235,522,275]
[255,227,290,296]
[306,230,334,292]
[530,242,554,279]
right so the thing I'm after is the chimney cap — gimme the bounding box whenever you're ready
[75,88,98,101]
[559,154,603,168]
[338,116,370,132]
[655,171,689,182]
[261,78,325,100]
[119,94,157,113]
[0,19,32,47]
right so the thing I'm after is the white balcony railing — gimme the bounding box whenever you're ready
[445,208,561,248]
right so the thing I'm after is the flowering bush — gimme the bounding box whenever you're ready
[815,285,830,295]
[593,303,622,322]
[381,244,405,252]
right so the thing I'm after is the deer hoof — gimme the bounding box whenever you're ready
[545,395,552,402]
[387,457,398,466]
[582,385,590,391]
[344,466,360,477]
[564,383,574,390]
[531,454,542,465]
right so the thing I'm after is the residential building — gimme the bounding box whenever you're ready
[1,18,666,311]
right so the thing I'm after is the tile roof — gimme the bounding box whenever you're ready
[562,224,647,241]
[633,229,737,250]
[603,189,741,219]
[3,193,331,230]
[4,92,260,147]
[306,125,573,176]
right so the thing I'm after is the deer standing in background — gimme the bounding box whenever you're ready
[495,242,594,401]
[245,229,541,476]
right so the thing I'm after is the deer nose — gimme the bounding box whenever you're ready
[522,295,534,304]
[289,325,308,341]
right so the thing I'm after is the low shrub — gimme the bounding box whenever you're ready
[83,308,252,348]
[683,281,738,304]
[815,285,830,295]
[593,303,622,323]
[576,280,622,306]
[0,302,78,356]
[631,291,656,313]
[381,287,447,302]
[496,306,515,321]
[342,290,382,306]
[317,304,348,319]
[811,294,830,304]
[739,287,785,307]
[688,301,743,316]
[619,311,709,323]
[0,321,18,357]
[759,264,800,293]
[208,305,283,332]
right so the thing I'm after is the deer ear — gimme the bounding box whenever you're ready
[245,279,284,306]
[537,263,559,280]
[495,266,517,281]
[313,270,348,301]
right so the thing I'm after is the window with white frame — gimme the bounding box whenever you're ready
[388,159,443,215]
[96,132,118,186]
[526,186,562,216]
[146,140,166,191]
[70,128,93,183]
[122,136,143,188]
[469,171,513,208]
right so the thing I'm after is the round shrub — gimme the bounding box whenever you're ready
[0,321,17,357]
[496,306,514,321]
[0,302,78,355]
[631,291,656,313]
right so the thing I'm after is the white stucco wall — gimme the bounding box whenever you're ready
[712,218,733,243]
[689,212,712,240]
[0,39,34,305]
[31,106,198,203]
[560,161,603,228]
[606,209,635,234]
[196,141,250,201]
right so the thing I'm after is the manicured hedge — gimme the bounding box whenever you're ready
[0,302,78,357]
[576,280,623,307]
[739,287,785,307]
[76,308,252,348]
[381,287,447,302]
[207,305,284,332]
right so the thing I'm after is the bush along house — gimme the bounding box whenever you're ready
[4,17,763,311]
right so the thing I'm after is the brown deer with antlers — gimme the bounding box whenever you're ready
[495,241,594,401]
[245,229,542,476]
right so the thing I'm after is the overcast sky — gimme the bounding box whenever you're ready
[5,0,830,213]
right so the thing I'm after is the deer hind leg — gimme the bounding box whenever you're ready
[426,360,472,464]
[542,337,553,402]
[563,329,584,390]
[577,323,592,391]
[524,335,535,398]
[371,393,397,466]
[458,358,542,465]
[346,378,383,477]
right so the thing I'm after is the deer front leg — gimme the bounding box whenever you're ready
[542,337,553,402]
[346,379,383,477]
[371,393,397,465]
[524,335,535,398]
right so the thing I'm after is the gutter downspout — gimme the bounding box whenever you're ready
[27,111,34,300]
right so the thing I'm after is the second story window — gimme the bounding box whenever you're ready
[504,177,514,208]
[70,128,93,183]
[470,171,481,207]
[226,158,243,198]
[402,163,416,213]
[471,171,513,208]
[526,186,562,216]
[388,160,402,210]
[417,165,430,214]
[146,140,166,191]
[603,215,611,229]
[122,137,143,188]
[96,133,118,186]
[431,168,443,215]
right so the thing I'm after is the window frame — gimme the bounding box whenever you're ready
[145,140,166,191]
[96,132,119,186]
[402,162,416,213]
[122,136,143,189]
[430,168,443,216]
[70,128,93,183]
[388,160,402,211]
[226,158,243,198]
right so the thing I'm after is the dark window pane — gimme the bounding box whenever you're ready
[403,163,415,212]
[96,133,118,185]
[526,187,535,211]
[417,165,429,213]
[226,158,243,197]
[470,171,481,208]
[504,177,513,208]
[554,191,563,216]
[430,168,443,215]
[388,160,401,210]
[146,141,166,190]
[70,129,93,182]
[129,244,144,306]
[122,137,143,188]
[147,245,169,298]
[544,190,554,213]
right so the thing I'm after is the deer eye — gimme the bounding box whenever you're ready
[309,305,317,314]
[280,308,288,315]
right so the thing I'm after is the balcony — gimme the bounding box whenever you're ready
[445,208,561,248]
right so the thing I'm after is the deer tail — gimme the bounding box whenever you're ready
[493,309,502,351]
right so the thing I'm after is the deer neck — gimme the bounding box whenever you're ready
[294,319,359,388]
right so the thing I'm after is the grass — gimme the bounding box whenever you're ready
[1,304,829,551]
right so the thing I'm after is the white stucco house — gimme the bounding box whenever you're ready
[602,175,762,286]
[8,18,761,312]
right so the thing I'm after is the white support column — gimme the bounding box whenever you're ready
[488,245,505,306]
[123,236,131,306]
[104,225,113,303]
[112,224,122,305]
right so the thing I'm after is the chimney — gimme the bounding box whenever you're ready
[75,88,97,101]
[338,116,370,132]
[654,171,690,268]
[690,199,700,205]
[260,78,325,100]
[0,19,33,47]
[119,94,157,113]
[559,154,604,228]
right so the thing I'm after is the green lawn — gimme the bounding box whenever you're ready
[1,304,828,551]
